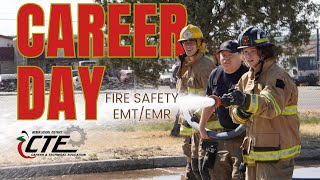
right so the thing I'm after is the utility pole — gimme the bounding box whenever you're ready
[317,28,320,85]
[317,29,319,63]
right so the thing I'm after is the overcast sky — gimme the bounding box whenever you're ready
[0,0,94,36]
[0,0,320,36]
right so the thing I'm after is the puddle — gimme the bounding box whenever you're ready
[25,167,185,180]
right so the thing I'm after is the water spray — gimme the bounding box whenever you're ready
[181,95,246,140]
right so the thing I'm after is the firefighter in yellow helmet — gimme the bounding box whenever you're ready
[176,24,222,180]
[222,27,301,180]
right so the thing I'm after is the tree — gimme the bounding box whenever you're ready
[96,0,179,86]
[184,0,320,65]
[96,0,320,77]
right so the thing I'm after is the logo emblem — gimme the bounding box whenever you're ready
[17,126,87,159]
[183,29,193,39]
[64,125,87,147]
[17,131,36,159]
[242,36,250,46]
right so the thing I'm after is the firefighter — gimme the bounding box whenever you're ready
[222,27,301,180]
[199,40,249,180]
[176,24,222,180]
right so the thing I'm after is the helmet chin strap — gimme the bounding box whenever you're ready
[191,49,200,56]
[191,40,204,56]
[181,39,204,57]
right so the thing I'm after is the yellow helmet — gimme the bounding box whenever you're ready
[178,24,205,42]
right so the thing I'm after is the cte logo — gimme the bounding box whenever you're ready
[16,126,87,159]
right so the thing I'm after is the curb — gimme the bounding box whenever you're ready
[296,148,320,161]
[0,156,187,179]
[1,151,320,179]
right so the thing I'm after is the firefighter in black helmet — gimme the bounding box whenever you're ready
[222,27,301,180]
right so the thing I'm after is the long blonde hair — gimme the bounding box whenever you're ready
[197,39,207,54]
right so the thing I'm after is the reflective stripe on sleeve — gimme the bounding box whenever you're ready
[180,126,192,137]
[232,108,248,124]
[246,94,258,114]
[281,105,298,115]
[260,90,281,116]
[205,120,223,130]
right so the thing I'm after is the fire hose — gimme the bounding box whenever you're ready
[182,95,246,140]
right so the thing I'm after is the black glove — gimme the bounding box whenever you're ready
[202,140,218,153]
[236,107,252,119]
[221,89,246,107]
[190,114,199,123]
[202,140,218,169]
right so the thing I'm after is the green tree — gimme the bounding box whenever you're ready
[96,0,320,78]
[96,0,179,86]
[184,0,320,65]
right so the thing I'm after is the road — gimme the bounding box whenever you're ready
[27,160,320,180]
[297,86,320,111]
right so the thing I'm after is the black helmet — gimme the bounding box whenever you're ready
[238,27,270,49]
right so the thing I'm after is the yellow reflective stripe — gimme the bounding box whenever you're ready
[255,37,269,43]
[180,126,192,137]
[194,109,201,119]
[246,94,258,114]
[232,108,247,124]
[188,87,205,96]
[260,90,281,116]
[206,120,223,130]
[243,154,255,165]
[281,105,298,115]
[247,145,301,161]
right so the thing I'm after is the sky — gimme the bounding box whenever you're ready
[0,0,320,37]
[0,0,95,36]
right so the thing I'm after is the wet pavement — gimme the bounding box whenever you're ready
[21,161,320,180]
[24,167,185,180]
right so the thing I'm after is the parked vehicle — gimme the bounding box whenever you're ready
[159,68,177,88]
[290,54,319,86]
[78,60,96,69]
[159,69,172,85]
[0,74,17,91]
[28,74,51,91]
[171,63,180,88]
[44,74,51,90]
[119,70,133,83]
[72,70,81,89]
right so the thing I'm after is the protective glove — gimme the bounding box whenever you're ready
[236,107,252,119]
[190,114,199,123]
[201,140,218,153]
[202,140,218,169]
[221,89,246,107]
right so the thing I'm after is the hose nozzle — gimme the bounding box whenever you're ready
[209,95,221,109]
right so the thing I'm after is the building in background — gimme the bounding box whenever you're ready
[0,35,15,74]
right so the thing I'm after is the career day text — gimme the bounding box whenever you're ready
[16,3,187,121]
